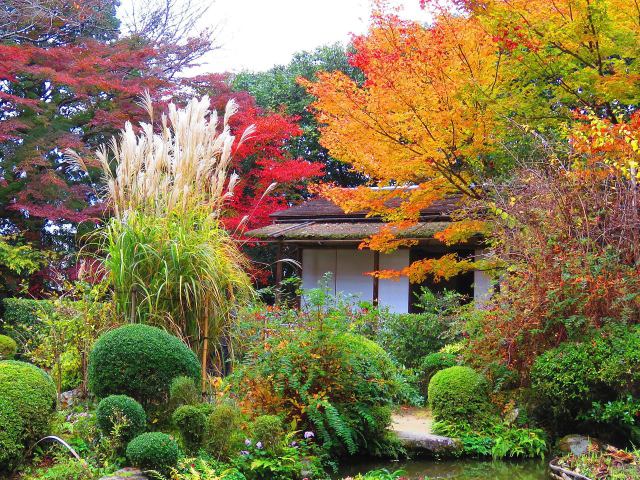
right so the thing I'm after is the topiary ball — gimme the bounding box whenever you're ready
[0,335,17,360]
[96,395,146,442]
[0,397,24,472]
[88,324,200,404]
[126,432,180,474]
[428,366,491,425]
[172,405,206,452]
[0,360,57,444]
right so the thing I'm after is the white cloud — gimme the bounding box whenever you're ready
[119,0,432,74]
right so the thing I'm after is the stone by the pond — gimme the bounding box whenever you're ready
[99,467,149,480]
[59,388,84,408]
[558,435,601,456]
[391,407,461,454]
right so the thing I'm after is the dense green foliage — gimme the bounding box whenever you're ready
[1,298,53,347]
[418,352,459,397]
[433,420,547,459]
[0,397,24,471]
[102,210,253,375]
[531,326,640,437]
[233,43,365,187]
[96,395,146,442]
[377,313,448,369]
[233,326,409,456]
[173,405,207,453]
[20,457,111,480]
[0,360,57,444]
[428,367,492,426]
[204,402,245,460]
[88,324,200,404]
[170,376,201,408]
[376,289,463,369]
[126,432,180,474]
[0,334,17,359]
[249,415,284,451]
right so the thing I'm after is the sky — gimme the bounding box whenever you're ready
[120,0,432,74]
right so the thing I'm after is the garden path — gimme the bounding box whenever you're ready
[391,407,460,453]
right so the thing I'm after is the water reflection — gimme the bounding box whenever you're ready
[338,458,548,479]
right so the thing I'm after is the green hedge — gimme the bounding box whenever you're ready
[529,326,640,431]
[0,397,23,472]
[428,366,491,425]
[88,324,200,404]
[96,395,147,442]
[418,352,458,397]
[126,432,180,474]
[0,360,57,444]
[172,405,206,452]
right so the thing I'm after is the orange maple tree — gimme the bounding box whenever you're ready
[301,5,505,281]
[303,0,639,283]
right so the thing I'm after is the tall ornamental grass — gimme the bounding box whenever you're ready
[80,94,254,390]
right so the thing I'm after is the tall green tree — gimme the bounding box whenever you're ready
[233,43,366,187]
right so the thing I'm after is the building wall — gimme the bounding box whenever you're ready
[378,249,410,313]
[301,247,492,313]
[301,248,409,313]
[473,248,493,307]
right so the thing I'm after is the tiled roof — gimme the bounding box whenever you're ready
[271,196,460,222]
[246,221,451,242]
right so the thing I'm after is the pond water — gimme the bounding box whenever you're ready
[338,457,549,479]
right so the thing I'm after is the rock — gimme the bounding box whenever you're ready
[390,407,461,454]
[503,407,520,425]
[99,467,149,480]
[558,435,601,456]
[59,388,84,408]
[396,431,462,454]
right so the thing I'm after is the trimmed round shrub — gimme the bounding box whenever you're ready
[126,432,180,474]
[173,405,206,452]
[428,366,491,424]
[0,397,24,472]
[88,324,200,403]
[0,360,57,443]
[0,335,17,360]
[96,395,146,442]
[170,376,200,407]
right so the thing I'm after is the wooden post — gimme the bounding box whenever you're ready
[201,306,209,398]
[274,241,283,305]
[296,245,303,309]
[129,285,137,323]
[373,251,380,307]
